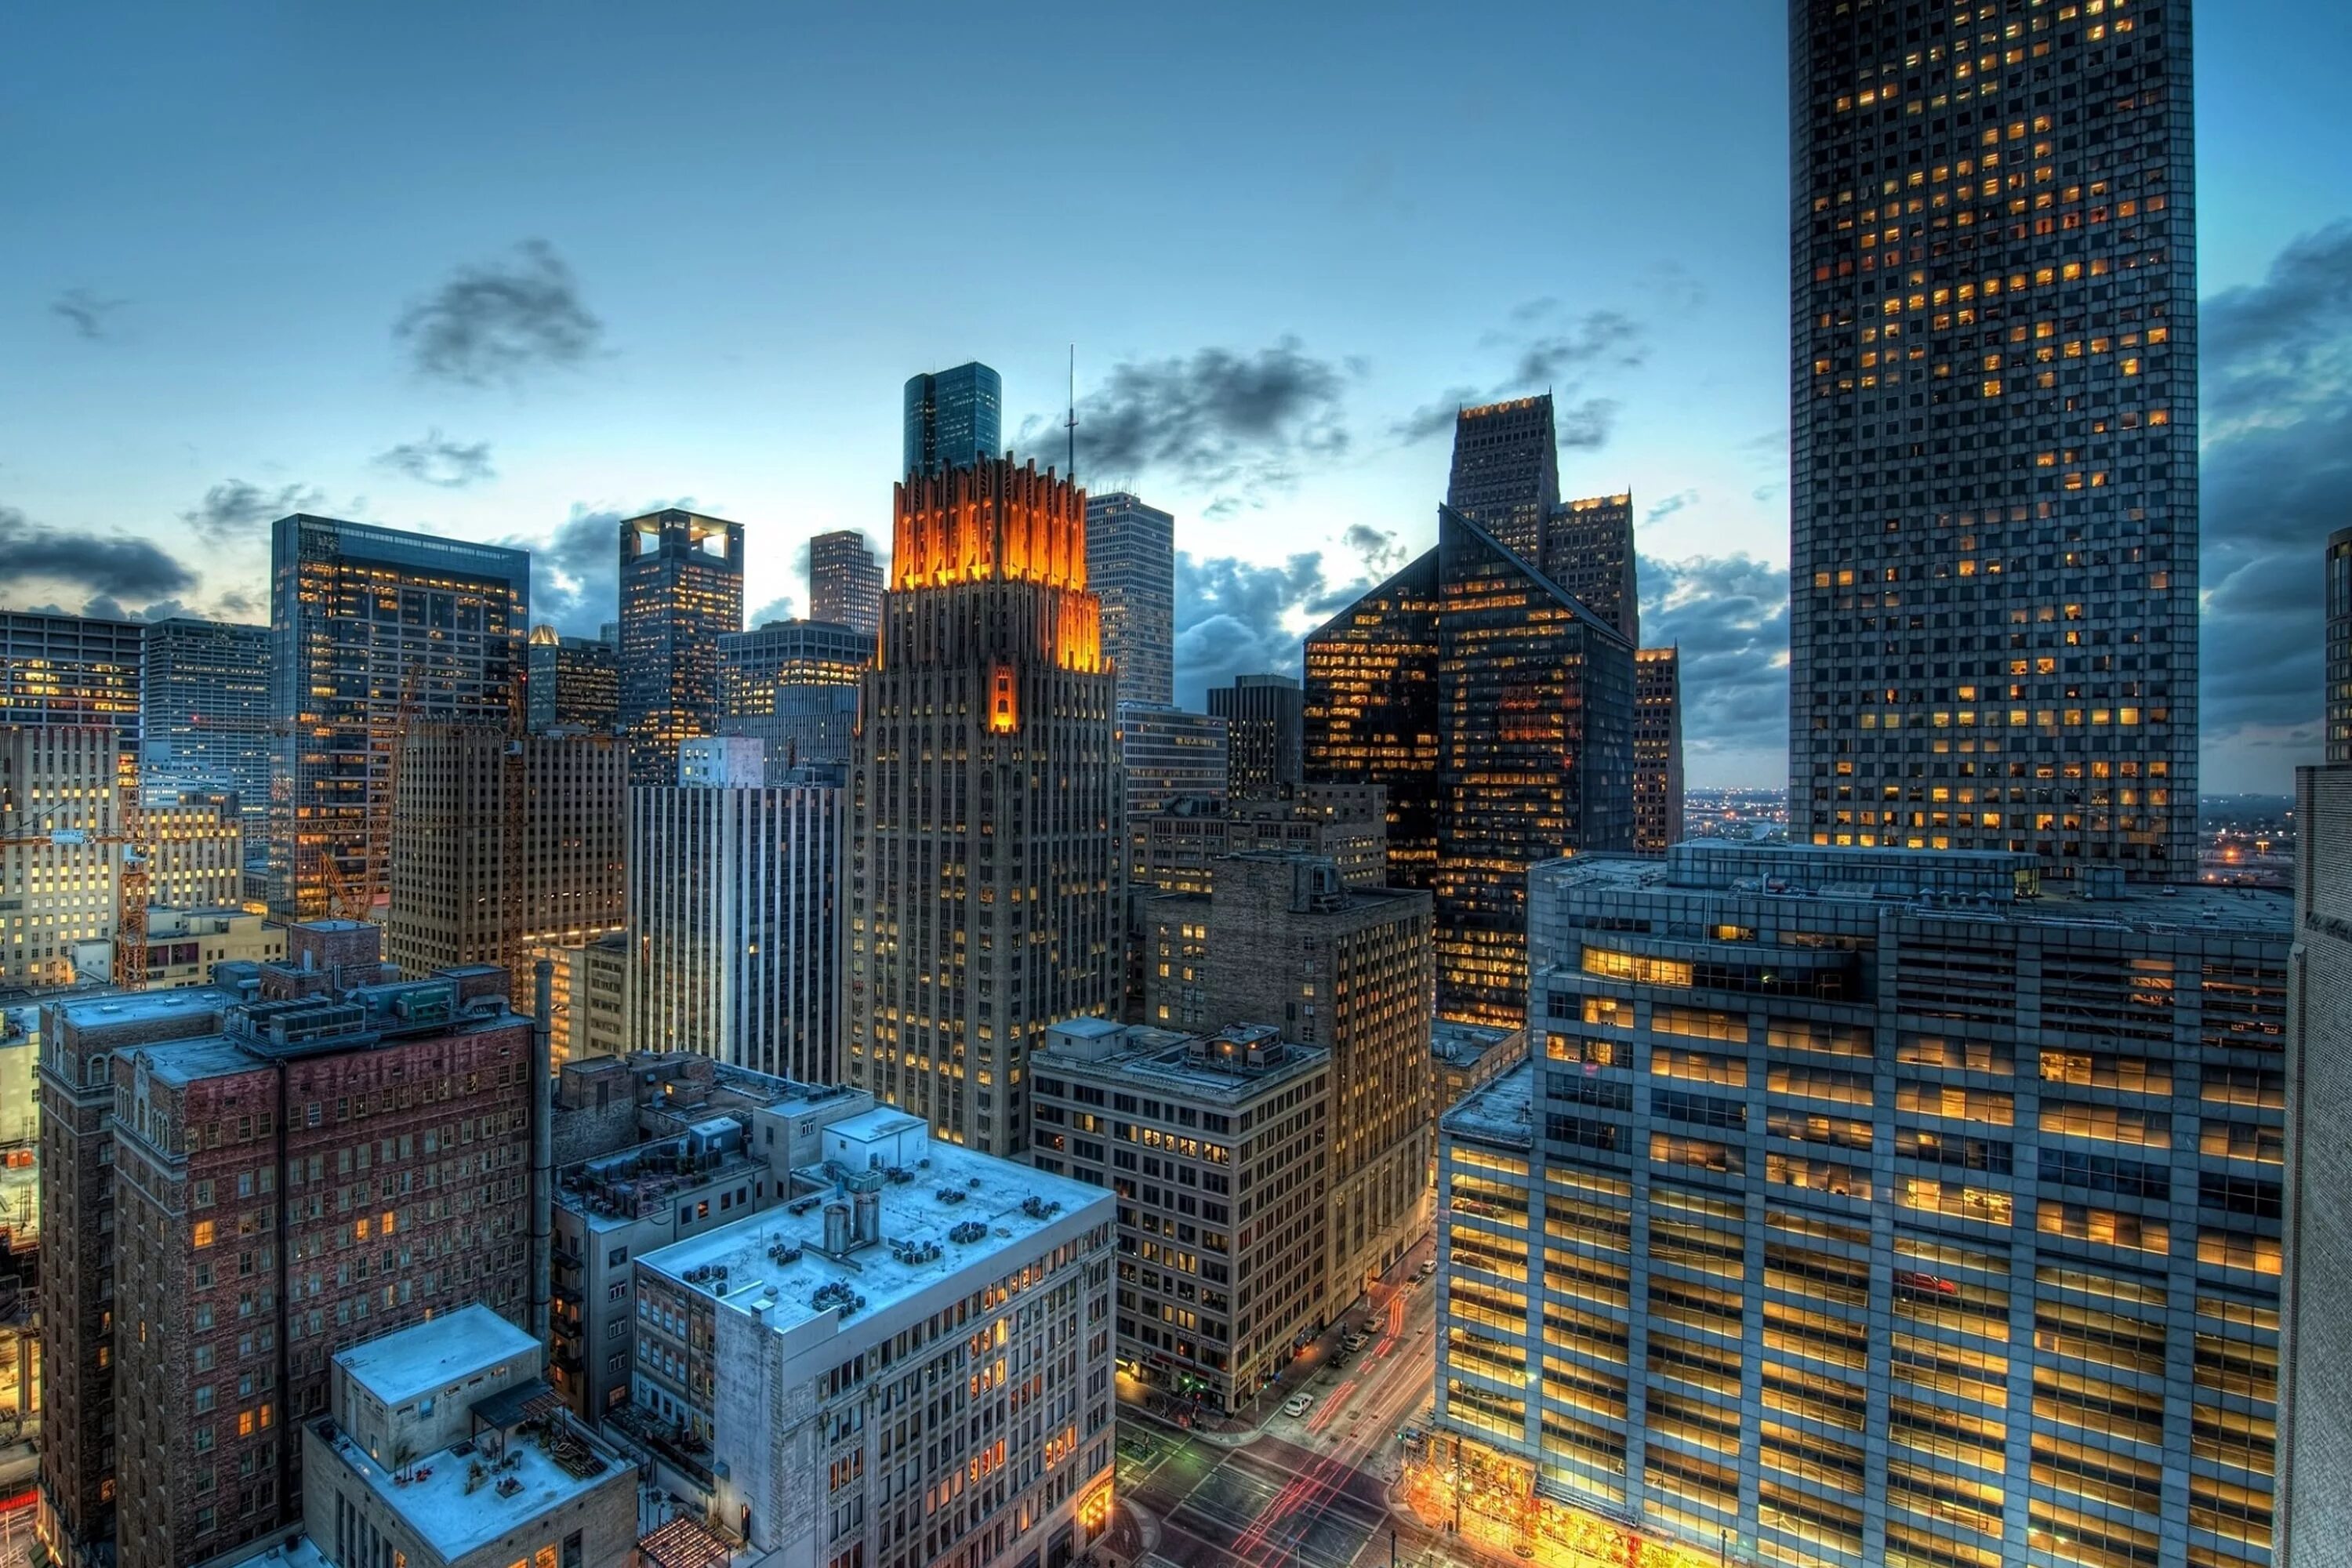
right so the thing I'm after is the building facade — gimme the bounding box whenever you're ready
[1033,1018,1330,1414]
[630,738,840,1081]
[617,509,746,788]
[630,1109,1116,1568]
[1788,2,2199,880]
[268,515,531,920]
[1130,789,1388,898]
[0,611,143,753]
[1429,841,2288,1568]
[1305,505,1636,1025]
[387,726,627,1002]
[808,530,886,637]
[527,624,619,734]
[847,456,1124,1156]
[1634,646,1686,855]
[2327,526,2352,765]
[902,361,1003,478]
[134,907,285,988]
[145,800,244,912]
[1120,703,1228,821]
[0,725,122,990]
[1444,397,1559,562]
[1542,492,1640,646]
[717,617,869,718]
[140,616,270,824]
[1209,673,1304,795]
[1083,492,1175,708]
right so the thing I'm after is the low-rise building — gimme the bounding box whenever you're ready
[630,1109,1116,1568]
[1430,1020,1527,1123]
[136,906,284,987]
[1032,1018,1330,1414]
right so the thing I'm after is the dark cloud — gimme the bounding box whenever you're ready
[1639,551,1790,773]
[2196,222,2352,786]
[0,505,199,604]
[501,498,696,637]
[1341,524,1407,578]
[1170,526,1416,707]
[181,479,326,543]
[1503,308,1646,386]
[1396,304,1646,449]
[215,590,260,619]
[395,240,603,387]
[1388,387,1483,445]
[1018,338,1351,510]
[53,289,127,341]
[374,430,496,488]
[1558,397,1621,451]
[1645,488,1700,526]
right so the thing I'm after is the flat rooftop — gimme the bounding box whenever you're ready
[1440,1059,1536,1152]
[1432,1022,1521,1065]
[1036,1025,1326,1105]
[46,985,229,1032]
[638,1141,1109,1335]
[335,1304,537,1408]
[323,1418,618,1562]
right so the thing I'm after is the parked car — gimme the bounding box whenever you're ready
[1283,1393,1314,1418]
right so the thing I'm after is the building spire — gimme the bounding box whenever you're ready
[1066,343,1078,482]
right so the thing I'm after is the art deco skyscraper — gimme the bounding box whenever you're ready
[267,515,529,920]
[617,508,746,787]
[847,456,1123,1155]
[807,528,886,637]
[1789,0,2198,880]
[1305,505,1635,1026]
[902,361,1003,477]
[1084,491,1176,707]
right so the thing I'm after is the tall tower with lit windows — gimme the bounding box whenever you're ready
[845,455,1123,1156]
[1788,0,2198,880]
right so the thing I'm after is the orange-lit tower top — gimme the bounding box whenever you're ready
[884,455,1103,675]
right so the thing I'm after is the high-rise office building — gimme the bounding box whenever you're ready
[267,515,530,920]
[1084,492,1175,707]
[2328,525,2352,764]
[1143,854,1434,1316]
[1305,505,1635,1025]
[630,736,841,1081]
[143,800,245,911]
[386,725,626,1004]
[38,932,535,1568]
[0,726,121,989]
[807,528,886,637]
[1130,788,1388,898]
[1210,673,1305,794]
[901,361,1003,477]
[525,623,619,733]
[0,610,143,753]
[1543,492,1640,645]
[1428,842,2287,1568]
[1444,397,1559,561]
[1633,646,1686,854]
[717,617,869,716]
[847,456,1123,1156]
[1120,702,1228,820]
[140,617,270,824]
[617,508,746,788]
[1789,2,2198,880]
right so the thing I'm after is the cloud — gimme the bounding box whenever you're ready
[0,504,200,604]
[1640,551,1791,770]
[1018,337,1352,510]
[1341,524,1407,578]
[747,595,796,627]
[53,288,127,341]
[181,479,326,543]
[1645,488,1700,526]
[1170,526,1415,707]
[374,430,496,488]
[501,497,696,637]
[1557,397,1621,451]
[1388,386,1483,445]
[2195,222,2352,787]
[1396,304,1647,450]
[1504,307,1646,386]
[395,239,603,387]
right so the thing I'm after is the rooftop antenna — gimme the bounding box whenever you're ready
[1065,343,1078,482]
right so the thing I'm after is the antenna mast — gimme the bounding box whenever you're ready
[1065,343,1078,481]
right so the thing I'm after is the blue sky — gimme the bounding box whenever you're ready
[5,1,2350,789]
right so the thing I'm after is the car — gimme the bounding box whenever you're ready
[1414,1259,1436,1279]
[1282,1394,1313,1418]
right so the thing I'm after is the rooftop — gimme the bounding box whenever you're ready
[322,1415,618,1563]
[1440,1060,1537,1152]
[335,1305,537,1409]
[1432,1022,1523,1065]
[47,985,229,1032]
[637,1139,1109,1336]
[1036,1021,1327,1105]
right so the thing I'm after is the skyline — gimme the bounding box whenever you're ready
[3,2,2350,789]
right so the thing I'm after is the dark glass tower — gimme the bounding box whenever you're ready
[1544,492,1639,645]
[902,361,1004,477]
[618,509,746,786]
[525,623,619,733]
[1790,0,2198,880]
[141,615,271,823]
[1305,505,1635,1026]
[1444,397,1559,561]
[1210,673,1305,793]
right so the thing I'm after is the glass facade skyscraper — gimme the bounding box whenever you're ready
[1210,673,1305,793]
[0,608,143,750]
[140,615,271,822]
[524,623,619,733]
[807,528,885,637]
[1305,505,1635,1027]
[902,361,1003,477]
[1083,491,1175,708]
[617,508,746,787]
[1445,397,1560,561]
[1788,0,2198,880]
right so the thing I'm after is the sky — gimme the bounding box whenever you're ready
[4,2,2350,792]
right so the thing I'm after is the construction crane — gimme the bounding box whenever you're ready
[0,750,154,990]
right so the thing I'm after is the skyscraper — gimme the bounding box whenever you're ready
[716,616,870,716]
[617,508,746,787]
[0,726,121,989]
[267,515,530,920]
[1444,397,1559,560]
[1633,645,1685,854]
[386,724,626,1005]
[1210,673,1305,793]
[1119,702,1228,819]
[525,622,619,732]
[1083,491,1176,707]
[631,736,841,1080]
[2328,525,2352,764]
[901,361,1003,477]
[1305,505,1635,1025]
[847,455,1123,1155]
[1543,492,1640,645]
[1789,0,2198,880]
[0,609,143,751]
[140,616,270,822]
[807,528,886,637]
